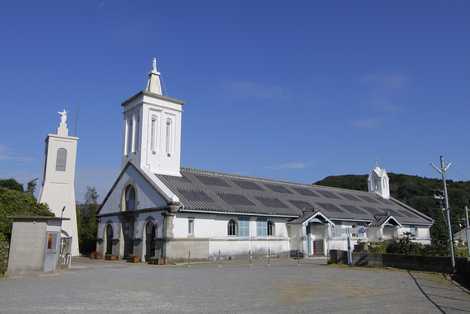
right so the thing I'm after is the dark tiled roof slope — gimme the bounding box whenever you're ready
[156,168,433,226]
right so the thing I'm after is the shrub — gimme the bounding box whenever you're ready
[386,234,424,256]
[455,245,469,257]
[353,241,368,253]
[0,233,8,276]
[368,242,387,254]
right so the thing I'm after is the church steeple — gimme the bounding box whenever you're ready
[121,58,184,177]
[145,58,162,95]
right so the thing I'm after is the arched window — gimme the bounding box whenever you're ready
[105,224,113,255]
[123,185,136,211]
[135,116,140,153]
[126,118,132,155]
[150,115,158,154]
[165,118,172,157]
[56,148,67,171]
[145,221,156,259]
[267,221,274,236]
[228,219,237,236]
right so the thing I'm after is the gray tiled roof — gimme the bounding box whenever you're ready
[156,168,433,226]
[369,215,394,227]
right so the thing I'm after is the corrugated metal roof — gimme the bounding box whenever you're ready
[156,168,433,226]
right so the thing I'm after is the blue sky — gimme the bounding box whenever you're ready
[0,1,469,201]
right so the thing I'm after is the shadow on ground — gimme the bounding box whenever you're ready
[408,270,470,313]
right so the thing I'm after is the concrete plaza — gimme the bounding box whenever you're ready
[0,258,469,313]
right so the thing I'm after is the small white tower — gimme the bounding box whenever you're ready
[39,110,80,256]
[368,165,390,199]
[121,58,184,177]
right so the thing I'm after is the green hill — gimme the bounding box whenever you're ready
[315,173,470,249]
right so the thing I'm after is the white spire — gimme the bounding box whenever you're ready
[145,57,162,95]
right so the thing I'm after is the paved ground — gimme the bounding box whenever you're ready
[0,257,469,314]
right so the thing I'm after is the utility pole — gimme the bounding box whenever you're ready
[431,156,455,271]
[465,206,470,258]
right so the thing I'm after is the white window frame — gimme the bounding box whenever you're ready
[227,219,238,236]
[188,218,194,236]
[267,221,274,236]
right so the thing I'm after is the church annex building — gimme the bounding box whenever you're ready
[96,60,433,262]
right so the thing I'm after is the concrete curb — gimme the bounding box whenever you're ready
[445,274,470,295]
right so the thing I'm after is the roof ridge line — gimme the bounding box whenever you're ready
[180,166,372,194]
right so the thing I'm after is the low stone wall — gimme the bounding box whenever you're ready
[329,250,469,275]
[455,258,470,288]
[381,254,457,273]
[352,252,383,267]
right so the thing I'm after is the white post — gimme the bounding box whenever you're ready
[347,228,352,266]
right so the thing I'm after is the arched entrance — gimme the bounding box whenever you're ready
[145,221,156,260]
[105,224,113,255]
[121,185,136,258]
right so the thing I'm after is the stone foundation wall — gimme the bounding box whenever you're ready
[166,239,210,262]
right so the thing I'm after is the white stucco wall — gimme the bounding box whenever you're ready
[172,213,291,258]
[172,213,289,239]
[99,165,167,215]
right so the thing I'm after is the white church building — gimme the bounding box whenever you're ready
[96,60,433,262]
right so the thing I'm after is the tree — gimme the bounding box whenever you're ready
[26,178,38,197]
[77,186,99,255]
[0,179,24,192]
[430,207,450,255]
[0,180,53,238]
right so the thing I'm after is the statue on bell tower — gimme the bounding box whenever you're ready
[57,109,69,136]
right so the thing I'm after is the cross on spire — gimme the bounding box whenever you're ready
[145,57,162,95]
[152,57,159,74]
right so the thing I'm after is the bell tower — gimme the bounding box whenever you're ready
[121,58,184,177]
[368,165,390,199]
[39,110,80,256]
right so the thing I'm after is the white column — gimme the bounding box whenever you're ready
[132,114,137,153]
[123,118,129,156]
